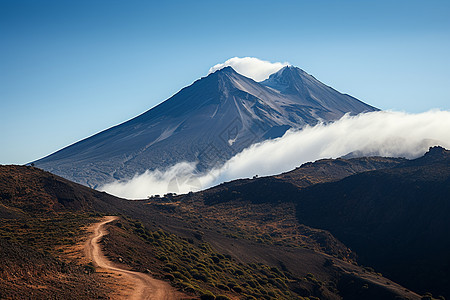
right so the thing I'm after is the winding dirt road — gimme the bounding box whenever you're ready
[85,216,184,300]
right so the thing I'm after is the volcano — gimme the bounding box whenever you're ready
[33,66,378,187]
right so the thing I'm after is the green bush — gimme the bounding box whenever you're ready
[171,271,189,282]
[193,272,210,282]
[165,263,178,271]
[180,282,196,293]
[200,291,215,300]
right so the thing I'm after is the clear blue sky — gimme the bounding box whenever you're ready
[1,0,450,164]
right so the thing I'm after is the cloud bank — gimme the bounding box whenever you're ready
[101,110,450,199]
[209,57,289,82]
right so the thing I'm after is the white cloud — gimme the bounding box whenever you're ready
[209,57,289,82]
[100,110,450,199]
[101,162,200,200]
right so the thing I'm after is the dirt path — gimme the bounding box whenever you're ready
[85,216,184,300]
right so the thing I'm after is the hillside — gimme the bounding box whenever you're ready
[4,147,448,298]
[160,148,450,298]
[275,156,406,188]
[0,165,139,299]
[0,165,139,215]
[295,146,450,298]
[0,160,424,299]
[0,237,110,299]
[126,155,423,299]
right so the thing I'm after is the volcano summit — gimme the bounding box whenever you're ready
[33,66,378,188]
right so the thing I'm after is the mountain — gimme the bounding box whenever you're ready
[1,162,421,300]
[33,66,378,188]
[261,66,373,119]
[187,146,450,298]
[199,156,405,206]
[4,148,446,299]
[295,146,450,298]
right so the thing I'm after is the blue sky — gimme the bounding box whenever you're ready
[1,0,450,164]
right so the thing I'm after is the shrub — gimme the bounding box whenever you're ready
[84,263,96,274]
[165,263,178,271]
[164,274,175,281]
[235,269,244,276]
[200,292,215,300]
[193,273,210,282]
[180,282,196,293]
[157,255,168,262]
[247,280,257,288]
[171,271,189,282]
[216,284,230,291]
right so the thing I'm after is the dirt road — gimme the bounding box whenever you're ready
[85,216,184,300]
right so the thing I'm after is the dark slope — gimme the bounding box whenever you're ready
[295,146,450,298]
[1,158,420,299]
[174,149,450,298]
[200,156,405,205]
[142,154,420,300]
[0,165,140,215]
[33,66,378,188]
[276,156,405,188]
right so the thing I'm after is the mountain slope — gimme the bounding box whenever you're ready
[0,165,138,215]
[174,147,450,298]
[1,153,428,299]
[295,146,450,298]
[261,66,376,119]
[33,66,378,188]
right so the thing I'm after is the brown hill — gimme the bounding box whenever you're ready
[295,146,450,298]
[166,149,450,298]
[0,153,430,300]
[0,164,140,216]
[0,237,109,299]
[0,165,137,298]
[276,156,405,188]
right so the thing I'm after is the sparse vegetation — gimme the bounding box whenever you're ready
[107,216,327,299]
[4,153,448,300]
[0,212,99,253]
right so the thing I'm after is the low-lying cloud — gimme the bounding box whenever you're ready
[209,57,289,82]
[101,110,450,199]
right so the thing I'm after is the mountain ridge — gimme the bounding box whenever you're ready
[1,150,431,299]
[177,146,450,298]
[33,65,378,188]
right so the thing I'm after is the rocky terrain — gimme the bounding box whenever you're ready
[4,149,448,299]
